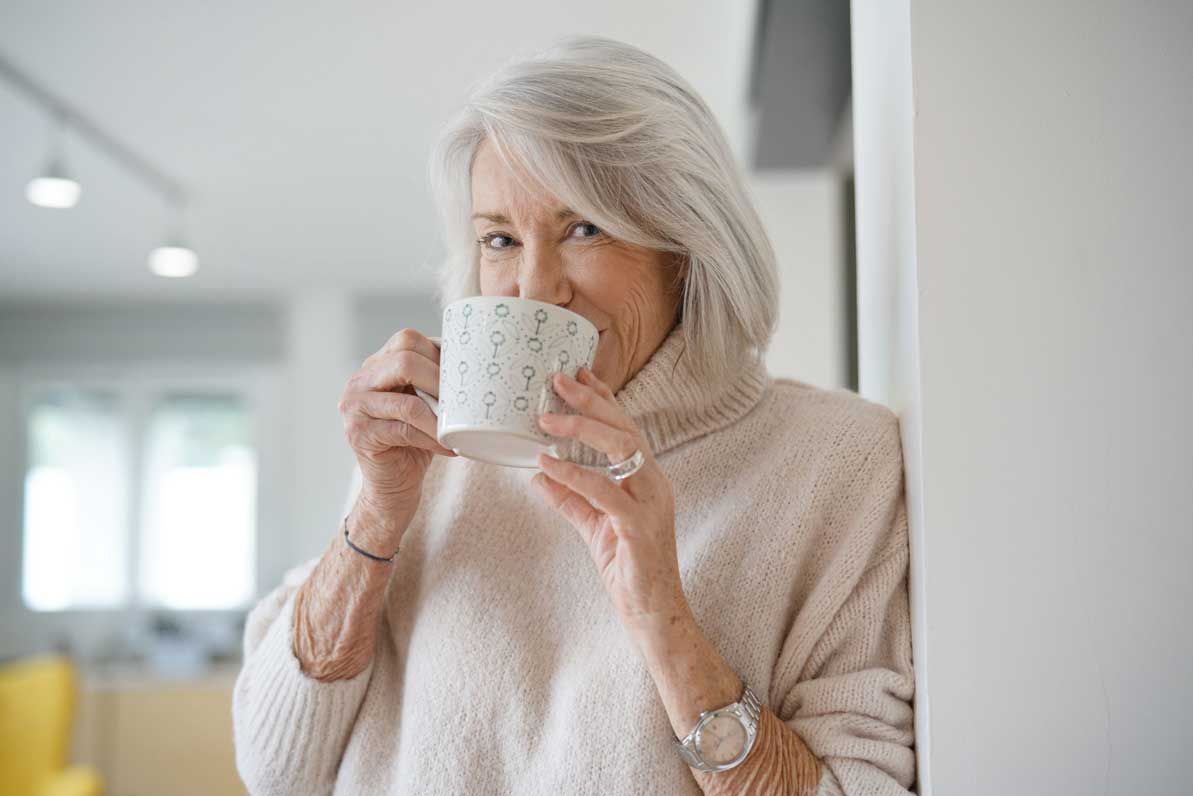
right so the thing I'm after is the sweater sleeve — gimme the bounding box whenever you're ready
[231,465,374,796]
[231,557,376,795]
[775,414,917,795]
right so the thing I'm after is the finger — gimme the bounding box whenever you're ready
[576,366,615,400]
[354,349,440,394]
[550,370,632,431]
[351,391,445,450]
[341,391,454,456]
[536,452,634,518]
[351,414,453,456]
[537,412,639,462]
[531,472,602,545]
[375,327,440,363]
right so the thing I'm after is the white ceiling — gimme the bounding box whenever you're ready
[0,1,758,300]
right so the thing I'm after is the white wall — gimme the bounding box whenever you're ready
[751,171,850,389]
[284,292,356,566]
[853,1,1193,793]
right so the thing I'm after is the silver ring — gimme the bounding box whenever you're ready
[606,448,645,482]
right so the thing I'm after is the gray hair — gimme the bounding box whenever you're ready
[427,35,778,383]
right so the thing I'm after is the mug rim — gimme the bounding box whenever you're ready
[442,295,598,339]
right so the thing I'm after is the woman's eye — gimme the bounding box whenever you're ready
[478,223,600,253]
[479,233,516,252]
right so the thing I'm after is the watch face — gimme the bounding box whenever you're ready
[695,713,748,765]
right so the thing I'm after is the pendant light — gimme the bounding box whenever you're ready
[26,112,81,209]
[148,201,199,278]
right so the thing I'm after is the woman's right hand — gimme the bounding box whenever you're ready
[338,328,455,523]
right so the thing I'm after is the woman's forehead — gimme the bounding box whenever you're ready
[471,142,573,225]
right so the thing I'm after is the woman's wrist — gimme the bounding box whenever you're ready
[623,592,694,651]
[350,488,413,553]
[293,527,394,682]
[630,596,743,738]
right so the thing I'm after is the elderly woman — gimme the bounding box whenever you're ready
[233,35,915,795]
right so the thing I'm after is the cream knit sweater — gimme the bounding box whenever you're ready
[232,323,917,795]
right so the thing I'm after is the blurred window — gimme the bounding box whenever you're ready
[138,394,257,609]
[22,389,130,610]
[22,387,257,612]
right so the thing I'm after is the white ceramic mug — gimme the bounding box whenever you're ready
[413,296,599,468]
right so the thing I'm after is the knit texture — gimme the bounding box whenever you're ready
[232,323,917,794]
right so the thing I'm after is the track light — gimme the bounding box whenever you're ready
[4,54,201,274]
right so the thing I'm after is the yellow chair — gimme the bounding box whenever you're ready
[0,654,103,796]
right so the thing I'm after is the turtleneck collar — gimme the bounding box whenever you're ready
[556,322,771,467]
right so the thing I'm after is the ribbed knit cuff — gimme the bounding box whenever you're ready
[232,592,375,796]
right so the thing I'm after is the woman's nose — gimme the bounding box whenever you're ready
[517,244,570,305]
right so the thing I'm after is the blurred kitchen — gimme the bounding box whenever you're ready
[0,2,854,794]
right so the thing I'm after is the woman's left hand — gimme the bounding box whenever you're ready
[531,366,689,638]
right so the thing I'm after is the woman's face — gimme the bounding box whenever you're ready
[471,138,683,394]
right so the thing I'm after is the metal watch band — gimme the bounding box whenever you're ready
[740,683,762,723]
[673,680,762,772]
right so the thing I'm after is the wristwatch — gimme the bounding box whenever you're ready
[672,679,762,772]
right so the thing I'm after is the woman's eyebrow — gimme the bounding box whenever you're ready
[470,209,578,223]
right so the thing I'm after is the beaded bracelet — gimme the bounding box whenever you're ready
[342,514,399,563]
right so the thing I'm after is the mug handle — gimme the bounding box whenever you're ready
[412,335,440,417]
